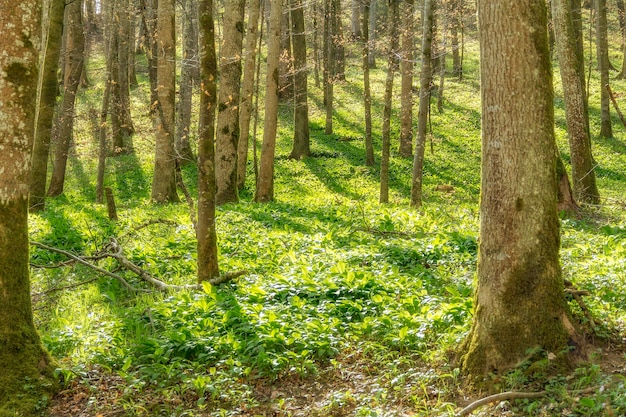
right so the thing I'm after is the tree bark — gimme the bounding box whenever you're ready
[30,0,65,211]
[237,0,262,189]
[617,0,626,78]
[461,0,581,378]
[279,0,294,101]
[323,0,335,134]
[410,0,435,208]
[176,0,198,165]
[0,1,56,411]
[255,0,282,202]
[215,0,246,205]
[351,0,362,38]
[450,0,463,79]
[368,0,377,68]
[47,0,85,197]
[596,0,613,138]
[197,0,220,282]
[552,0,600,204]
[399,0,415,158]
[289,0,311,159]
[362,0,375,166]
[379,0,400,204]
[151,0,180,202]
[332,0,346,81]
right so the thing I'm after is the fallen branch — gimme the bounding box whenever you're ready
[606,84,626,128]
[457,386,599,416]
[30,241,139,293]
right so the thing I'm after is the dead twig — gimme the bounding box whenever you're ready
[30,241,139,293]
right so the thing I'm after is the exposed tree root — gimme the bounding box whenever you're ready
[457,386,599,416]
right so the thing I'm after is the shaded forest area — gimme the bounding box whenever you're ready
[3,0,626,416]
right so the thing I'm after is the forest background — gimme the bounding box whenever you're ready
[3,0,626,416]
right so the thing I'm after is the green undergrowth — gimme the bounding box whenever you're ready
[20,16,626,417]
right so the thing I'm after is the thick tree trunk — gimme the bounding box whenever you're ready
[47,0,85,197]
[30,0,65,211]
[176,0,198,165]
[379,0,400,204]
[596,0,613,138]
[0,1,56,412]
[151,0,180,202]
[215,0,246,205]
[462,0,580,378]
[255,0,282,202]
[362,0,375,166]
[237,0,262,189]
[197,0,220,282]
[289,0,311,159]
[410,0,435,208]
[552,0,600,204]
[399,0,415,158]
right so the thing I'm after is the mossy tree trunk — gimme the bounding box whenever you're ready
[255,0,282,203]
[197,0,220,282]
[362,0,375,166]
[0,1,56,413]
[379,0,400,204]
[151,0,180,203]
[215,0,246,205]
[289,0,311,160]
[596,0,613,138]
[410,0,435,208]
[461,0,581,378]
[47,0,85,197]
[552,0,600,204]
[237,0,262,189]
[30,0,65,211]
[398,0,415,158]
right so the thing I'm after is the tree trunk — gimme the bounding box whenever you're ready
[289,0,311,159]
[379,0,400,204]
[552,0,600,204]
[461,0,581,378]
[450,0,463,79]
[312,1,321,87]
[368,0,377,68]
[596,0,613,138]
[399,0,415,158]
[363,0,375,166]
[279,0,294,101]
[151,0,180,202]
[617,0,626,78]
[176,0,198,165]
[47,0,85,197]
[332,0,346,81]
[237,0,262,189]
[215,0,246,205]
[255,0,282,203]
[197,0,220,282]
[351,0,362,38]
[116,0,135,141]
[0,1,56,412]
[30,0,65,211]
[324,0,335,134]
[410,0,435,208]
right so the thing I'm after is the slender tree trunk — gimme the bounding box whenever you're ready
[379,0,400,204]
[96,35,115,204]
[151,0,180,202]
[368,0,377,68]
[351,0,362,38]
[255,0,282,202]
[197,0,220,282]
[312,0,321,87]
[450,0,462,79]
[596,0,613,138]
[0,1,56,412]
[279,0,294,101]
[30,0,65,211]
[237,0,262,189]
[146,0,159,116]
[332,0,346,81]
[116,0,135,140]
[176,0,198,165]
[617,0,626,78]
[552,0,600,204]
[410,0,435,208]
[399,0,415,158]
[437,2,448,113]
[47,0,85,197]
[461,0,580,378]
[290,0,311,159]
[363,0,375,166]
[324,0,334,134]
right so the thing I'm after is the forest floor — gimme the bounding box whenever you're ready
[29,18,626,417]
